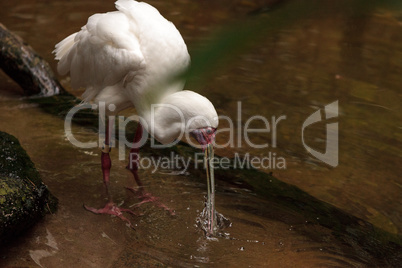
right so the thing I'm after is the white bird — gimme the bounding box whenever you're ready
[54,0,219,233]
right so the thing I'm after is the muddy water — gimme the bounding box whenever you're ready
[0,0,401,267]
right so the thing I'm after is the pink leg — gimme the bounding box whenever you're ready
[84,119,138,228]
[126,123,175,215]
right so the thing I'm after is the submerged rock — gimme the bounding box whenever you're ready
[0,131,57,245]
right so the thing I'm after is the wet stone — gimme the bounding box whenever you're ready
[0,131,57,245]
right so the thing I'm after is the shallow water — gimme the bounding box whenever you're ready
[0,0,401,267]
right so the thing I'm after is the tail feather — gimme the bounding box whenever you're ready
[53,32,78,76]
[53,32,77,61]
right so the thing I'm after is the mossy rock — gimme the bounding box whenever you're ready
[0,131,57,245]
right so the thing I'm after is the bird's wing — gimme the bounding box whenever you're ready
[54,10,146,102]
[114,0,191,104]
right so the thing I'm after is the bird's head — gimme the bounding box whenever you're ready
[148,90,218,147]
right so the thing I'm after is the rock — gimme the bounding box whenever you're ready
[0,23,64,97]
[0,131,57,245]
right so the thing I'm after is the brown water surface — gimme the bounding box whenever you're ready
[0,0,401,267]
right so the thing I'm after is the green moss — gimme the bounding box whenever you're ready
[0,187,8,195]
[0,131,58,245]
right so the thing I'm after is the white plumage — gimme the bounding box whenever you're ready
[54,0,218,144]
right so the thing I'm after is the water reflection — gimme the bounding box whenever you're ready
[193,9,402,235]
[0,0,401,266]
